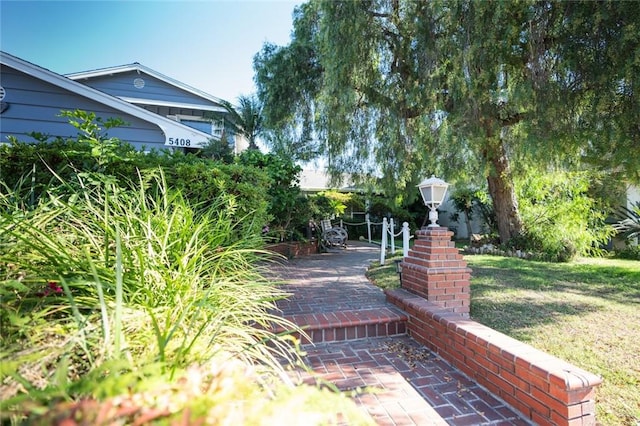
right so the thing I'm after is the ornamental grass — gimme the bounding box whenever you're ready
[0,170,371,425]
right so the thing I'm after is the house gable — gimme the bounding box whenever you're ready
[0,52,211,150]
[1,63,165,149]
[67,67,228,112]
[66,63,247,152]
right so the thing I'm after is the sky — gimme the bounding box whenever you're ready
[0,0,300,104]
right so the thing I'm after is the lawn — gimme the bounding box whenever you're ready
[366,254,640,425]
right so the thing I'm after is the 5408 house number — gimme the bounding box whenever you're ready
[168,138,191,146]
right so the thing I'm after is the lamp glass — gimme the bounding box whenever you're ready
[417,175,449,227]
[417,175,449,208]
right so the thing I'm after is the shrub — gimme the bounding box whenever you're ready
[168,161,271,239]
[614,243,640,260]
[0,171,306,420]
[0,110,272,241]
[237,150,305,238]
[515,170,615,262]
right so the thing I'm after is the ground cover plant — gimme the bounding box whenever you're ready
[366,254,640,425]
[0,171,371,425]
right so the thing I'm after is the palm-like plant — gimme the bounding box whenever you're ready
[613,201,640,241]
[219,94,264,150]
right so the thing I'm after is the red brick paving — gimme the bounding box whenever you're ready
[269,242,531,425]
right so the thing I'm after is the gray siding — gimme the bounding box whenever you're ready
[0,65,167,151]
[75,71,218,108]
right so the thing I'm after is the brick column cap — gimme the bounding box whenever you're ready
[401,262,472,275]
[416,227,454,238]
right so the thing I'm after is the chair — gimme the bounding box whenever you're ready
[320,219,348,249]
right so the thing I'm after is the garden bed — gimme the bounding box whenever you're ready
[266,240,319,259]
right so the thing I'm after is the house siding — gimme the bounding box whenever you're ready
[1,64,167,150]
[72,71,239,146]
[628,185,640,210]
[73,71,215,108]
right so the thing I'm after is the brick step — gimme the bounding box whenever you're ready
[273,307,408,345]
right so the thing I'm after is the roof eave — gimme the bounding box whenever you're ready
[66,63,230,108]
[1,51,212,148]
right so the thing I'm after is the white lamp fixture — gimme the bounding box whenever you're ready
[417,175,449,227]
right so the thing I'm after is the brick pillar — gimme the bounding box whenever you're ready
[400,227,471,317]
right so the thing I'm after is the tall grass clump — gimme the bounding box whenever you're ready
[0,170,319,422]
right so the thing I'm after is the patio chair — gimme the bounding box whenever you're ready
[320,219,348,249]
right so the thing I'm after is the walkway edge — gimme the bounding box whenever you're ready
[386,288,602,426]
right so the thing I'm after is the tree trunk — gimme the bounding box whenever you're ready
[483,139,524,244]
[464,208,474,245]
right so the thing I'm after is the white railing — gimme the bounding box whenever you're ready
[325,216,413,265]
[380,218,412,265]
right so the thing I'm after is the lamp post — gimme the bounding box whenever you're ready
[387,174,470,317]
[393,258,403,286]
[417,175,449,227]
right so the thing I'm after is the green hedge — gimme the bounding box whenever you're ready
[0,137,271,242]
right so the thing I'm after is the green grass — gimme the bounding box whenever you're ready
[366,254,640,425]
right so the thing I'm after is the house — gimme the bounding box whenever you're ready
[66,62,248,153]
[627,185,640,211]
[0,51,247,152]
[298,168,357,194]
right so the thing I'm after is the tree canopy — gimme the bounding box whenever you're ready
[254,0,640,244]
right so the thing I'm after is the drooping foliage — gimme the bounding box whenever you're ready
[514,170,616,261]
[552,2,640,182]
[254,0,640,245]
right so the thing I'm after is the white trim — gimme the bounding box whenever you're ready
[1,51,212,147]
[120,97,227,113]
[172,114,224,138]
[628,185,640,210]
[66,63,230,107]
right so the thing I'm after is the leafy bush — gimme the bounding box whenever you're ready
[168,161,271,239]
[0,171,309,419]
[198,134,234,163]
[0,111,166,193]
[237,150,306,239]
[615,244,640,260]
[0,110,272,240]
[515,170,615,262]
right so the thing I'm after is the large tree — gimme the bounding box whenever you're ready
[254,0,640,244]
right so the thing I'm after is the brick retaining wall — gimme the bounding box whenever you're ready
[266,240,318,258]
[386,288,602,426]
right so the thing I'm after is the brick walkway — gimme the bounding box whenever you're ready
[269,242,531,426]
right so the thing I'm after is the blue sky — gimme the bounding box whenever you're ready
[1,0,300,103]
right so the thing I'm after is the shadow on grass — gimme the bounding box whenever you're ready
[467,255,640,306]
[470,297,600,341]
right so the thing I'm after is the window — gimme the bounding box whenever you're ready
[177,116,224,138]
[180,119,212,134]
[211,119,224,137]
